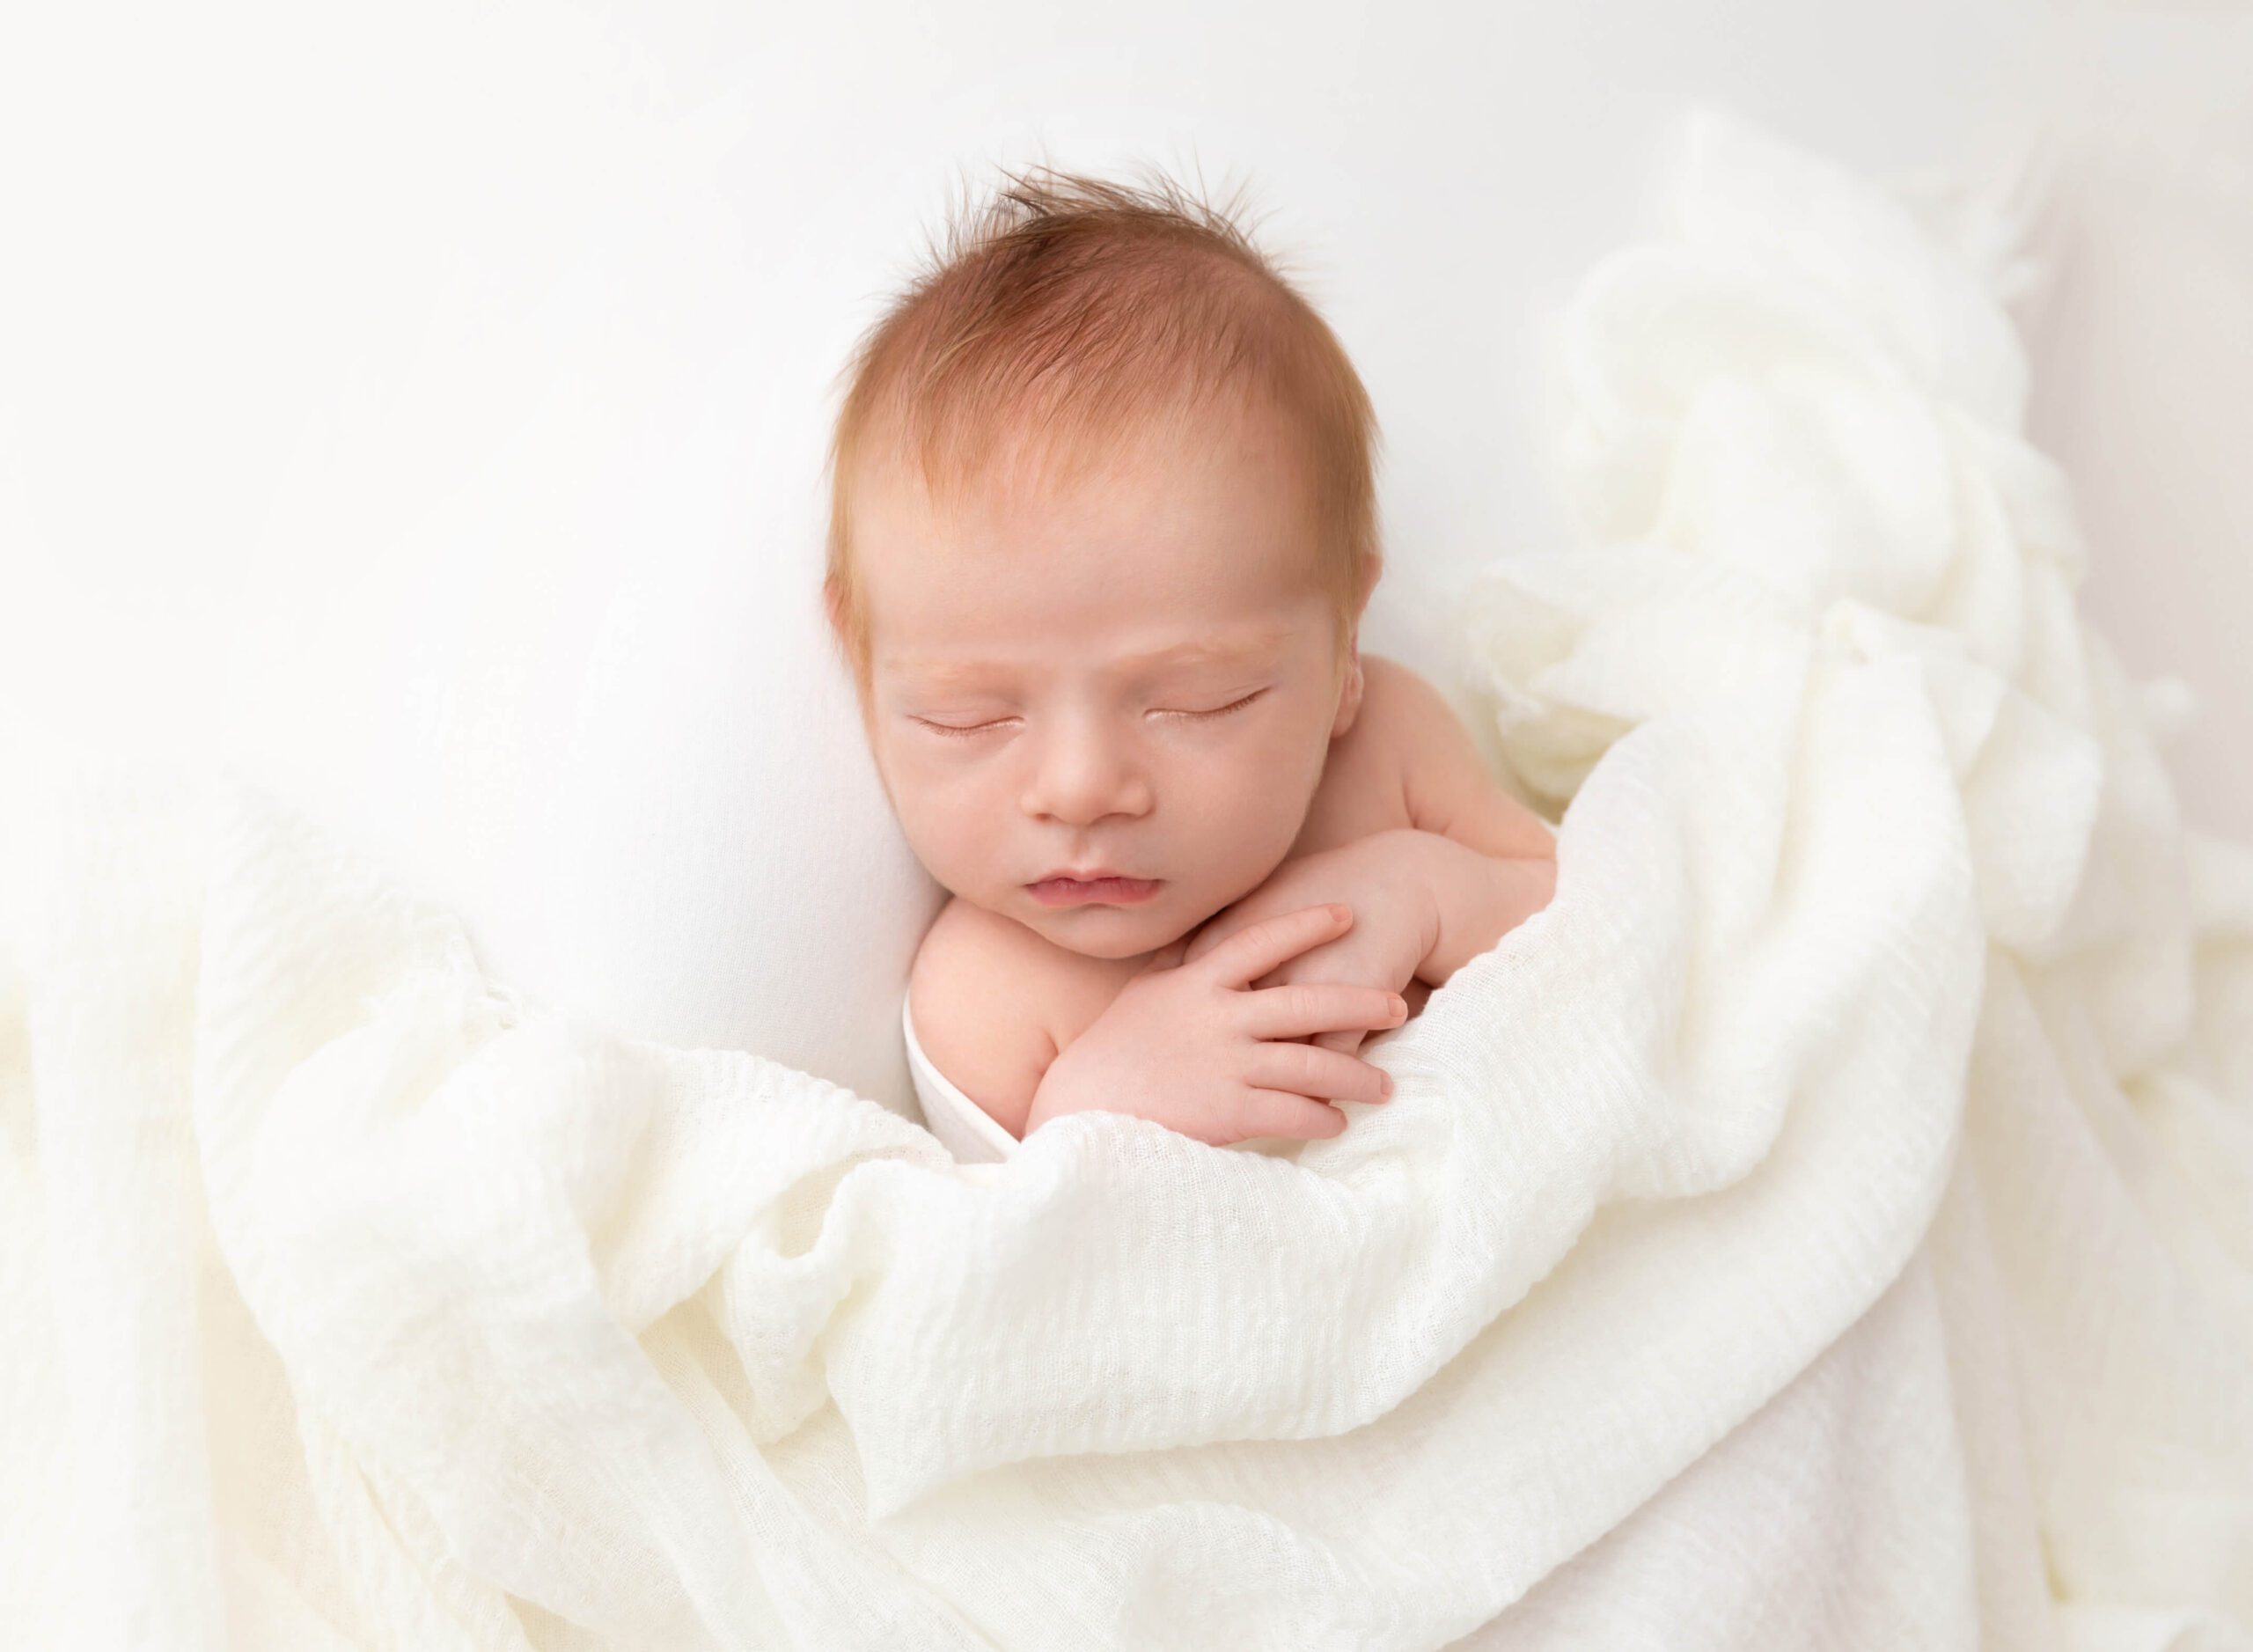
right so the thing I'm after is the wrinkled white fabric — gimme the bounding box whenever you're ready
[2,108,2248,1651]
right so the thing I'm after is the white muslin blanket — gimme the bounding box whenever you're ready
[4,110,2250,1651]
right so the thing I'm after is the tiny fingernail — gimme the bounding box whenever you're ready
[1328,904,1350,922]
[1380,1073,1394,1097]
[1388,995,1406,1018]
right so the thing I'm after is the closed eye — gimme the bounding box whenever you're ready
[914,689,1268,739]
[914,717,1009,739]
[1165,689,1267,724]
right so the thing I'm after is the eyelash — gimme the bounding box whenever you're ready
[918,689,1267,739]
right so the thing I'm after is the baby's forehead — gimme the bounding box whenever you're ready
[862,373,1313,496]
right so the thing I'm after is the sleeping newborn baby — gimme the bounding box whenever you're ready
[821,168,1558,1160]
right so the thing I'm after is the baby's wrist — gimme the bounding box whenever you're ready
[1412,830,1555,986]
[1371,826,1449,982]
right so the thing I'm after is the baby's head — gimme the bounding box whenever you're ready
[823,166,1383,961]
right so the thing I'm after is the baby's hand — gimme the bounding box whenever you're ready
[1180,829,1438,1056]
[1024,904,1408,1148]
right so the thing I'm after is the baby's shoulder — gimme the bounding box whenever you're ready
[1354,651,1438,749]
[908,897,1110,1136]
[1357,651,1558,860]
[1295,651,1422,848]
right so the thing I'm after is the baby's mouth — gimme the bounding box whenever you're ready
[1026,876,1164,908]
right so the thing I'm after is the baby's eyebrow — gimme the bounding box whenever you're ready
[900,628,1292,689]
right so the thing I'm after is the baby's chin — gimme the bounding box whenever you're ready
[1009,887,1207,961]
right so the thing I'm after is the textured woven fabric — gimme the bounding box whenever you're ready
[2,109,2248,1650]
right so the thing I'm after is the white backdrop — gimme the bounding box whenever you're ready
[2013,11,2253,841]
[3,0,2241,1115]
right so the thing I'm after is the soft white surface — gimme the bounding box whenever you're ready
[5,112,2249,1650]
[0,0,2061,1124]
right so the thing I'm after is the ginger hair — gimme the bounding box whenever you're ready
[820,163,1383,704]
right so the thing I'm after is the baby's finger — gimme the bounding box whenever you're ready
[1198,904,1354,990]
[1239,980,1404,1042]
[1244,1041,1394,1109]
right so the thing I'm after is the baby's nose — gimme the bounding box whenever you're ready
[1023,737,1153,825]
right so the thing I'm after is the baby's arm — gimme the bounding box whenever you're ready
[1382,665,1558,984]
[1383,664,1559,864]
